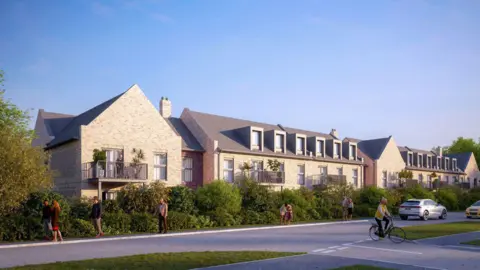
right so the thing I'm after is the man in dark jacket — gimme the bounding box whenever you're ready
[41,200,52,240]
[90,196,104,238]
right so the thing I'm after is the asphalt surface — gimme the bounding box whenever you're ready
[0,212,478,269]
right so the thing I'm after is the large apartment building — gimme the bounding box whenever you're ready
[32,85,479,199]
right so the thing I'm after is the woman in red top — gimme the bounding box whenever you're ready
[51,200,63,242]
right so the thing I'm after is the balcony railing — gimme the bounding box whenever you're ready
[311,174,347,186]
[248,170,285,184]
[82,161,148,180]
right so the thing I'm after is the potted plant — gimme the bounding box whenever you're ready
[92,149,106,177]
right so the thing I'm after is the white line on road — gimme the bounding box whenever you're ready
[342,242,354,245]
[190,254,309,270]
[347,244,423,254]
[414,230,480,242]
[337,247,349,250]
[445,245,480,250]
[0,220,368,250]
[328,246,341,249]
[353,240,364,243]
[317,253,447,270]
[311,248,326,253]
[320,250,336,254]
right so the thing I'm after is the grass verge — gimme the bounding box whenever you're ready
[8,251,304,270]
[461,239,480,246]
[330,265,395,270]
[402,221,480,240]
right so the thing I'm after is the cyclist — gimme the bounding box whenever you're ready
[374,197,391,237]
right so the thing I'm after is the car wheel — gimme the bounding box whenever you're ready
[400,215,408,220]
[422,210,429,221]
[439,210,447,219]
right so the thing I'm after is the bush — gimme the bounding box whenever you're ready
[196,180,242,215]
[69,197,91,220]
[436,189,459,210]
[117,182,169,213]
[167,211,197,231]
[68,219,96,237]
[130,212,157,233]
[102,212,131,235]
[103,199,121,213]
[169,186,197,215]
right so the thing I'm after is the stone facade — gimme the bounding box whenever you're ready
[49,141,82,197]
[375,137,407,188]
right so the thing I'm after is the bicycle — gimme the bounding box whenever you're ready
[369,216,406,243]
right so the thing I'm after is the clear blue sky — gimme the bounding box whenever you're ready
[1,0,479,149]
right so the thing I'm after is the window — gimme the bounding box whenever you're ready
[279,163,284,172]
[418,174,423,183]
[427,156,432,168]
[320,166,327,176]
[382,171,387,188]
[334,143,341,158]
[438,175,442,183]
[297,165,305,185]
[407,153,413,166]
[453,160,457,170]
[337,167,343,176]
[275,134,284,152]
[252,131,261,148]
[352,169,358,187]
[296,137,305,154]
[182,157,193,182]
[153,153,167,180]
[349,145,356,160]
[427,175,432,188]
[446,175,450,184]
[316,140,324,156]
[223,159,234,182]
[437,157,441,169]
[417,154,422,167]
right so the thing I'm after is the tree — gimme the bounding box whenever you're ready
[0,69,53,215]
[444,137,480,166]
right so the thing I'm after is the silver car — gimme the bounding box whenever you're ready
[399,199,447,221]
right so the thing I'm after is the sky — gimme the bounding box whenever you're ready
[1,0,479,150]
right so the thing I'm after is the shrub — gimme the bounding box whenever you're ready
[21,190,71,220]
[0,215,42,241]
[117,182,169,213]
[196,181,242,215]
[207,208,239,227]
[69,197,91,220]
[130,212,158,233]
[103,199,121,213]
[400,185,435,202]
[167,211,197,231]
[102,212,131,235]
[169,186,197,215]
[239,179,277,213]
[68,219,96,237]
[436,189,459,210]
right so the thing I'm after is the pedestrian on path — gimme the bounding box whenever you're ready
[51,200,63,242]
[41,200,52,240]
[280,203,287,225]
[284,204,293,225]
[90,196,104,238]
[155,198,168,234]
[347,198,354,221]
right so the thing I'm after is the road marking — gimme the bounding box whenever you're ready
[317,253,447,270]
[328,246,341,249]
[414,230,480,242]
[190,254,309,270]
[311,248,326,253]
[0,220,368,250]
[337,247,349,250]
[353,240,364,243]
[320,250,336,254]
[348,244,423,254]
[342,242,354,245]
[445,245,480,250]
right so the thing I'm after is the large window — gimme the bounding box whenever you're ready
[349,145,356,160]
[320,166,327,176]
[296,137,305,154]
[427,156,432,168]
[223,159,234,182]
[417,154,423,167]
[382,171,387,188]
[337,167,343,176]
[334,143,341,158]
[153,153,167,180]
[252,131,261,148]
[352,169,358,187]
[275,134,284,152]
[316,140,324,156]
[408,153,413,166]
[182,157,193,182]
[418,174,423,183]
[445,175,450,184]
[297,165,305,185]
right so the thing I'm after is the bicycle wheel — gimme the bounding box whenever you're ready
[388,227,406,243]
[369,226,380,241]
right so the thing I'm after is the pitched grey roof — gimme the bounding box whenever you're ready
[45,92,125,149]
[446,152,472,171]
[357,137,391,160]
[166,117,204,152]
[39,110,75,137]
[343,137,361,143]
[187,110,360,164]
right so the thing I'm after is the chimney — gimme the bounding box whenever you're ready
[438,147,443,157]
[159,97,171,118]
[330,128,339,139]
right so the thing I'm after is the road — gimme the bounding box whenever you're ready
[0,212,478,269]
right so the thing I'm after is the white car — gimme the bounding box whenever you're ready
[399,199,447,221]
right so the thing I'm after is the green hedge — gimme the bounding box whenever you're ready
[1,180,479,242]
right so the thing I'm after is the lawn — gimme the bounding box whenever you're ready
[8,251,305,270]
[461,239,480,246]
[402,221,480,240]
[330,265,395,270]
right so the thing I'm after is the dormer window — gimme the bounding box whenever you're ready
[334,142,341,159]
[316,140,325,157]
[252,130,261,149]
[417,154,423,167]
[452,159,457,171]
[427,156,432,168]
[296,137,305,155]
[444,157,450,170]
[437,157,441,169]
[349,144,357,160]
[407,153,413,166]
[275,133,285,152]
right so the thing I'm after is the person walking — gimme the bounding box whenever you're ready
[347,198,354,221]
[41,200,52,240]
[90,196,104,238]
[284,204,293,225]
[280,203,287,225]
[155,198,168,234]
[51,200,63,242]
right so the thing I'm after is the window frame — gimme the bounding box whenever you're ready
[182,157,193,182]
[297,164,305,185]
[352,168,358,187]
[223,159,234,182]
[153,153,167,181]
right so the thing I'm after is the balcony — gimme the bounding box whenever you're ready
[82,161,148,182]
[248,170,285,184]
[311,174,347,187]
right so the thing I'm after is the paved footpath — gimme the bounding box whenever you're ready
[0,212,478,269]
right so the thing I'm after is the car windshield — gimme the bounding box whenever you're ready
[472,201,480,207]
[402,200,421,206]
